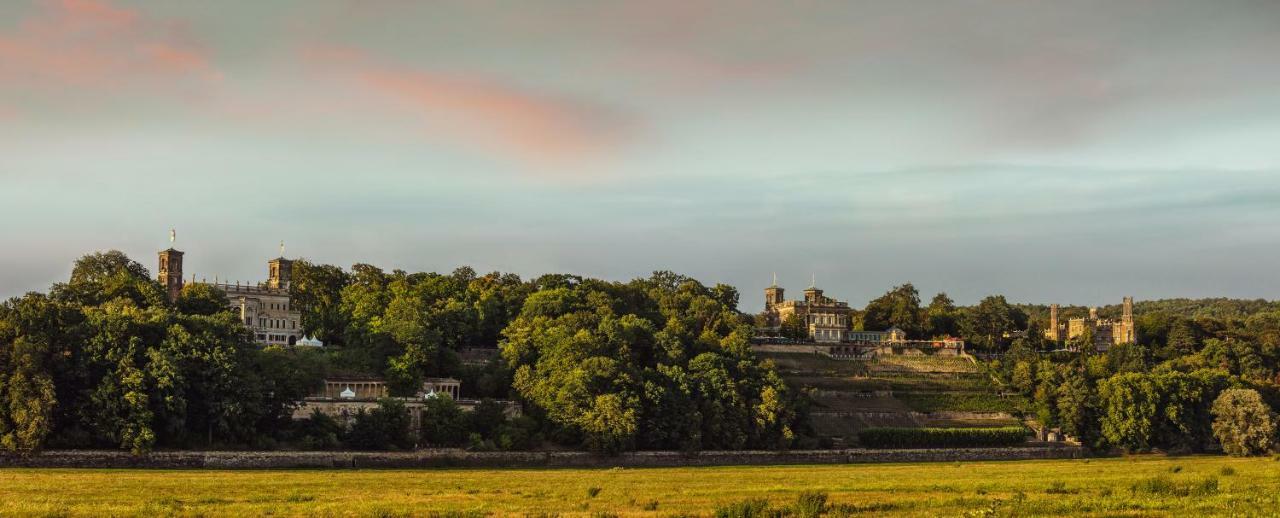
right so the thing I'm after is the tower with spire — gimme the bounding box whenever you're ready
[156,231,309,347]
[764,273,785,311]
[157,229,184,302]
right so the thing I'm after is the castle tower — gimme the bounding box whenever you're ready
[1121,296,1135,343]
[1047,304,1060,342]
[764,275,784,311]
[158,247,184,302]
[268,257,293,290]
[803,286,822,304]
[1088,307,1099,320]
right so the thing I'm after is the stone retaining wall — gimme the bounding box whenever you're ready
[0,446,1084,469]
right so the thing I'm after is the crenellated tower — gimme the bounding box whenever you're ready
[1047,304,1060,342]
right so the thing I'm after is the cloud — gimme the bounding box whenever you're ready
[0,0,218,90]
[311,47,637,169]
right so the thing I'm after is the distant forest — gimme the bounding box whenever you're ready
[0,252,801,454]
[2,254,1277,456]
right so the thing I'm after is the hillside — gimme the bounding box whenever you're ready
[762,352,1026,445]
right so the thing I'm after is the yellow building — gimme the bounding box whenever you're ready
[159,242,306,346]
[762,279,853,343]
[1044,297,1136,351]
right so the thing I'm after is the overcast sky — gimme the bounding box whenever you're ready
[3,0,1280,307]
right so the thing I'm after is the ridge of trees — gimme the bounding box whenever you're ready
[0,252,803,454]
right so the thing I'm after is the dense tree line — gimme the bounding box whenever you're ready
[0,252,295,453]
[856,284,1280,454]
[501,272,800,452]
[0,252,802,454]
[992,323,1280,454]
[858,283,1027,350]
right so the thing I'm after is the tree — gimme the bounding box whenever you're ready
[779,314,808,341]
[419,394,468,447]
[176,283,230,316]
[1098,372,1159,452]
[1,337,57,453]
[1098,370,1226,453]
[502,273,800,452]
[961,295,1025,351]
[926,292,960,337]
[345,399,413,450]
[1161,318,1200,360]
[53,250,164,308]
[863,284,925,337]
[1056,369,1102,449]
[290,261,349,345]
[1211,388,1277,456]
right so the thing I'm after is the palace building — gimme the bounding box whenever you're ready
[762,278,854,343]
[1044,297,1136,351]
[158,237,308,346]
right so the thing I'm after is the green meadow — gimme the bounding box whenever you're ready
[2,455,1278,516]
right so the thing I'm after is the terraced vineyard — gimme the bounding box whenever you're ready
[760,352,1027,445]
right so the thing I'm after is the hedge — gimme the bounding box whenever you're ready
[857,426,1028,448]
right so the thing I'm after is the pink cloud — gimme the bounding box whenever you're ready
[312,48,636,168]
[0,0,218,89]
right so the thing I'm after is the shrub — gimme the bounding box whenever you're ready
[420,394,468,447]
[1211,389,1277,456]
[1045,481,1076,494]
[1130,475,1176,496]
[1219,466,1236,476]
[640,500,659,511]
[345,399,414,451]
[1130,475,1219,497]
[793,490,827,518]
[857,427,1027,448]
[713,498,777,518]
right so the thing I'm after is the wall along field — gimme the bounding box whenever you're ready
[2,455,1278,516]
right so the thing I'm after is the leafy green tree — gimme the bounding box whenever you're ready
[291,409,342,450]
[779,314,808,341]
[345,398,414,450]
[1,337,57,453]
[175,283,230,316]
[502,272,799,452]
[1098,370,1227,453]
[1210,388,1277,456]
[961,295,1025,351]
[419,394,468,447]
[863,283,925,337]
[290,261,350,345]
[1055,369,1103,449]
[52,250,165,308]
[926,292,960,337]
[1098,372,1159,452]
[1161,318,1200,359]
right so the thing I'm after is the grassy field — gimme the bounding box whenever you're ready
[2,455,1278,516]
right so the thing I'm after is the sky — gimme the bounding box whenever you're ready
[3,0,1280,308]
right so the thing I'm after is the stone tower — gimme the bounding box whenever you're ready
[158,247,184,302]
[268,257,293,290]
[1047,304,1060,342]
[764,283,784,311]
[1121,296,1135,343]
